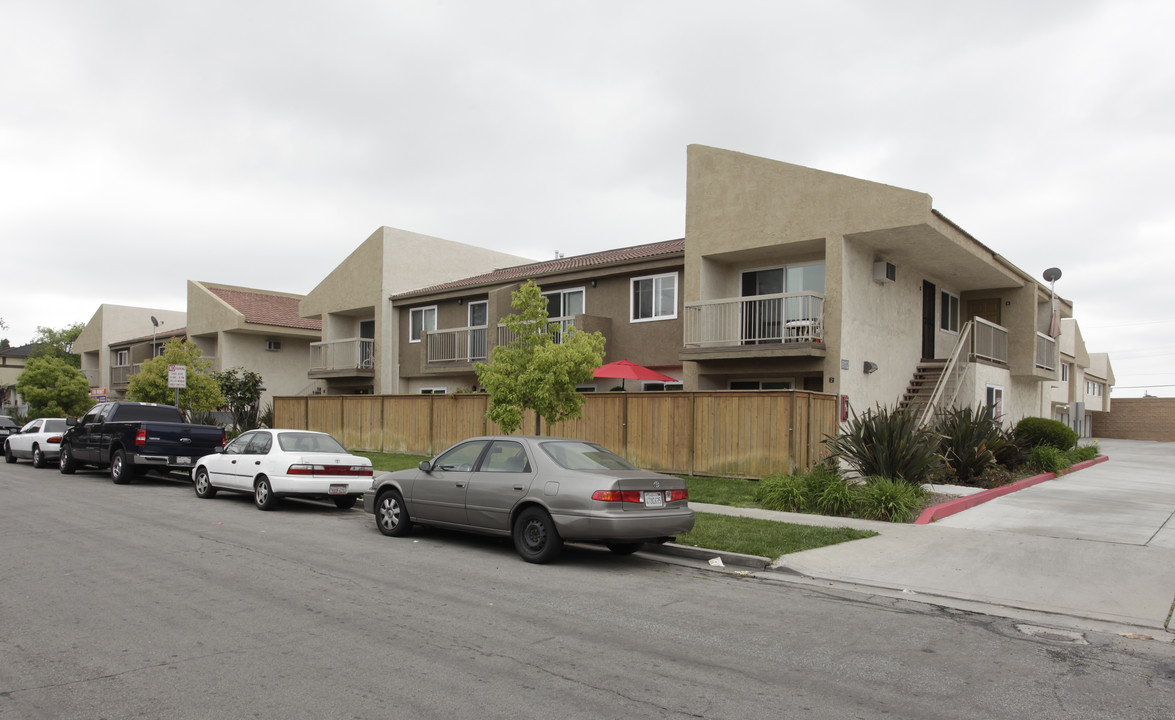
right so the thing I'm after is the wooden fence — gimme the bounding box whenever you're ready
[274,391,839,479]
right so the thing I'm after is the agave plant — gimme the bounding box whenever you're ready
[824,404,941,486]
[934,404,1014,484]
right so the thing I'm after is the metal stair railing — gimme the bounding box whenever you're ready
[917,321,973,427]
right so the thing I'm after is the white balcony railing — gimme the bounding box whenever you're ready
[426,326,489,363]
[971,317,1009,364]
[684,293,824,347]
[111,364,137,386]
[310,338,375,372]
[1035,332,1057,371]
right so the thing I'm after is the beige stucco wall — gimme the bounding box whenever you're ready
[73,304,186,392]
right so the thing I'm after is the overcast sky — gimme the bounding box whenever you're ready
[3,0,1172,397]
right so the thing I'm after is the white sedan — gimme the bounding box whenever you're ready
[192,429,373,511]
[4,418,69,468]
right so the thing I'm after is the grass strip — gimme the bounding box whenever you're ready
[354,451,429,473]
[682,475,760,506]
[675,511,876,559]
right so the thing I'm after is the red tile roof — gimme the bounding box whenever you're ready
[208,287,322,331]
[394,238,685,299]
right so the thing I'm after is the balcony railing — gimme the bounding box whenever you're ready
[111,364,138,386]
[496,319,578,348]
[426,326,489,363]
[684,293,824,347]
[310,338,375,372]
[1035,332,1057,371]
[971,317,1008,364]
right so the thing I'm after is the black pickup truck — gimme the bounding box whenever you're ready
[59,402,225,484]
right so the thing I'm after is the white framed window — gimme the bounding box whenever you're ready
[419,387,447,395]
[729,379,795,390]
[940,290,960,333]
[986,384,1004,418]
[631,272,678,322]
[409,306,437,343]
[642,381,684,392]
[1061,363,1069,382]
[542,287,585,342]
[115,349,129,366]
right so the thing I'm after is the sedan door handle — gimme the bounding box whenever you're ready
[455,482,466,488]
[513,485,524,491]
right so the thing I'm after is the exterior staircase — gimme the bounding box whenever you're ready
[900,360,947,417]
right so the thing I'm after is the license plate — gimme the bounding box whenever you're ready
[328,484,348,495]
[175,457,192,465]
[644,491,664,508]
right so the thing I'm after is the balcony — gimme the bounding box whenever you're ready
[426,326,489,364]
[683,293,825,353]
[971,317,1009,364]
[111,364,139,387]
[1035,332,1057,372]
[309,338,375,378]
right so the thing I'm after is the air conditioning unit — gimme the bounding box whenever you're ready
[873,261,896,284]
[265,340,282,351]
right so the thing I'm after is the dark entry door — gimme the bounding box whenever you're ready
[922,281,936,360]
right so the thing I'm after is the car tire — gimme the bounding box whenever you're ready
[333,495,358,510]
[110,449,131,485]
[193,467,217,499]
[32,445,47,469]
[375,489,412,537]
[254,476,279,511]
[59,444,76,474]
[606,542,644,555]
[512,507,564,564]
[4,442,15,464]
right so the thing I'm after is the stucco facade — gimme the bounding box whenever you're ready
[73,304,187,400]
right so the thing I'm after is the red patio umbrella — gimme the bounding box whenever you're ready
[593,360,676,392]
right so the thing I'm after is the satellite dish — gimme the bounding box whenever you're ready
[1042,268,1062,283]
[150,316,159,327]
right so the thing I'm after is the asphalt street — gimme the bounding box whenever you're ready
[2,460,1174,719]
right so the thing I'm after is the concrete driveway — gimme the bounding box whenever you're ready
[775,438,1175,636]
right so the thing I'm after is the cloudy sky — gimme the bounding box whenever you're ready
[3,0,1172,397]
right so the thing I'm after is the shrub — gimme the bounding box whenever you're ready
[973,463,1016,489]
[825,405,941,485]
[934,405,1014,484]
[814,480,858,516]
[756,474,810,513]
[857,476,926,523]
[1014,417,1078,451]
[1067,443,1099,464]
[1027,445,1073,475]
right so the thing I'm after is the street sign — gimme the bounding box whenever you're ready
[168,365,187,389]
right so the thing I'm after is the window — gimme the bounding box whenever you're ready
[542,287,585,342]
[1061,363,1069,382]
[729,379,794,390]
[940,291,960,333]
[480,441,531,473]
[115,349,129,366]
[575,384,597,392]
[436,440,489,472]
[468,301,489,361]
[409,306,437,343]
[419,387,447,395]
[631,273,678,322]
[642,381,684,391]
[986,385,1004,418]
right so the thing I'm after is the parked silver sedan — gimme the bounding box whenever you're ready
[363,436,695,563]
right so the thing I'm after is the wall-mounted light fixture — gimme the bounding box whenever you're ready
[457,298,463,305]
[590,279,597,288]
[863,361,879,374]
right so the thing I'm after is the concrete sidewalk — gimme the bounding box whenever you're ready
[694,439,1175,637]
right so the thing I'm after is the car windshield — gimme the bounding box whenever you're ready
[277,432,347,454]
[41,419,67,432]
[540,441,638,471]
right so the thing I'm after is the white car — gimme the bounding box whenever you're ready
[4,418,69,468]
[192,429,373,511]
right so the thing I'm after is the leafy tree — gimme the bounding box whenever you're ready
[16,356,94,418]
[31,323,85,368]
[214,367,265,431]
[127,338,225,413]
[475,280,606,434]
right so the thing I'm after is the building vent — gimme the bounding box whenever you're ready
[873,261,897,283]
[266,340,282,352]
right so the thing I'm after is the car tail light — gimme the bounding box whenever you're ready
[47,435,63,443]
[135,429,147,446]
[287,464,374,477]
[592,489,690,503]
[665,489,689,502]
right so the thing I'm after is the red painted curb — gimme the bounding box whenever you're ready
[914,455,1110,525]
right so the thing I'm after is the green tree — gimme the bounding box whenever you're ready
[16,356,94,418]
[214,367,265,431]
[31,323,86,368]
[475,280,606,434]
[127,338,225,414]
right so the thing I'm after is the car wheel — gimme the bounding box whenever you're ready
[512,507,564,564]
[254,476,279,511]
[32,445,47,468]
[375,489,412,537]
[110,449,131,484]
[606,542,644,555]
[193,467,217,499]
[59,444,76,474]
[332,495,358,510]
[4,442,15,464]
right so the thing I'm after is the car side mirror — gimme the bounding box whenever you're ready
[66,417,78,427]
[418,460,433,472]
